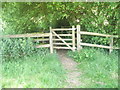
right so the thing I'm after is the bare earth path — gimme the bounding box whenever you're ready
[57,50,81,88]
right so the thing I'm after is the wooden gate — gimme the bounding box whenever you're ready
[1,25,119,54]
[49,26,76,53]
[49,25,119,53]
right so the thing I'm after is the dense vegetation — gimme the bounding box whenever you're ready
[1,2,119,88]
[1,38,66,88]
[2,53,66,88]
[2,2,119,46]
[68,48,118,88]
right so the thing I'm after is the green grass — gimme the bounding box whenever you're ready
[1,37,67,88]
[2,53,66,88]
[1,37,118,88]
[68,48,118,88]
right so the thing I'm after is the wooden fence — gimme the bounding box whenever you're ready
[1,25,119,53]
[1,33,51,50]
[76,25,119,53]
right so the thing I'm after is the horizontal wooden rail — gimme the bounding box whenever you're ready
[34,39,49,42]
[53,46,76,49]
[113,47,120,49]
[35,44,50,48]
[81,43,111,49]
[53,39,72,41]
[80,31,118,38]
[52,28,76,31]
[53,34,72,36]
[0,33,50,38]
[80,43,119,49]
[53,43,73,45]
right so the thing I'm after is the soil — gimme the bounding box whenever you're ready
[57,50,81,88]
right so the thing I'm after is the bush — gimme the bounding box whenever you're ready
[1,37,49,61]
[1,38,66,88]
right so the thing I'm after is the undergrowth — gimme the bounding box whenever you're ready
[1,38,66,88]
[1,38,46,61]
[2,53,66,88]
[68,48,118,88]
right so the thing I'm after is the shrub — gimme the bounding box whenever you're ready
[1,37,49,61]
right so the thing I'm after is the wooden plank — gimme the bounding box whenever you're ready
[53,39,72,41]
[52,28,76,31]
[80,43,111,49]
[42,36,45,44]
[114,47,120,49]
[109,37,113,53]
[53,34,72,36]
[50,27,53,53]
[80,42,119,49]
[53,46,76,49]
[35,44,50,48]
[80,31,118,38]
[34,38,49,41]
[52,31,74,51]
[77,25,82,51]
[1,33,50,38]
[53,43,73,45]
[72,26,75,51]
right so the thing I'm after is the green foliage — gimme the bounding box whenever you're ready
[1,2,119,88]
[2,53,66,88]
[1,34,66,88]
[1,37,49,61]
[68,48,118,88]
[1,2,119,45]
[68,48,97,62]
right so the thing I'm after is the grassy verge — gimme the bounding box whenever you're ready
[68,48,118,88]
[1,37,66,88]
[2,53,66,88]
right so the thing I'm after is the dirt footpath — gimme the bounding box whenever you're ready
[57,50,81,88]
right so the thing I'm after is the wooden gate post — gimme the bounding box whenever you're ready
[72,26,75,51]
[49,27,53,53]
[109,36,113,54]
[77,25,82,51]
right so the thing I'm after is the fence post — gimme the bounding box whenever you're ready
[72,26,75,51]
[109,36,113,54]
[49,27,53,53]
[77,25,82,51]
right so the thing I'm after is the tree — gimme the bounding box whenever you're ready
[1,2,119,46]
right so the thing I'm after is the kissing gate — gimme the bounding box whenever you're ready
[49,25,82,53]
[2,25,118,53]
